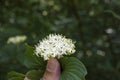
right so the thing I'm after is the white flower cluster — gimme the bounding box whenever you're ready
[35,34,75,60]
[7,35,27,44]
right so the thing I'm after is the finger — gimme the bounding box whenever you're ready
[24,77,29,80]
[41,58,61,80]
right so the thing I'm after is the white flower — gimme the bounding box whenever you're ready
[35,34,76,60]
[7,35,27,44]
[105,28,115,34]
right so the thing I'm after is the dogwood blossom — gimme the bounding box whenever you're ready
[7,35,27,44]
[35,34,75,60]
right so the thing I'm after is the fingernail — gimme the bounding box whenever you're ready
[46,58,57,72]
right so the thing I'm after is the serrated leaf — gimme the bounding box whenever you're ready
[26,70,44,80]
[24,44,46,69]
[7,71,25,80]
[59,57,87,80]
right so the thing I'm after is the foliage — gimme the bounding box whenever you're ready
[7,71,25,80]
[8,45,87,80]
[0,0,120,80]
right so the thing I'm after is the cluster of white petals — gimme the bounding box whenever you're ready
[7,35,27,44]
[35,34,75,60]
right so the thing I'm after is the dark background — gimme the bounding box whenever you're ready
[0,0,120,80]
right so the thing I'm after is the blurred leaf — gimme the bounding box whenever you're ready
[23,44,46,69]
[26,70,44,80]
[7,71,24,80]
[116,61,120,70]
[105,10,120,20]
[8,77,24,80]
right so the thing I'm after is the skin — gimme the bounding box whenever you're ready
[24,58,61,80]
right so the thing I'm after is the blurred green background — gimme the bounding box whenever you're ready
[0,0,120,80]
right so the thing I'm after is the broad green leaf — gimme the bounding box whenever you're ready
[26,70,44,80]
[24,44,46,69]
[7,71,25,80]
[59,57,87,80]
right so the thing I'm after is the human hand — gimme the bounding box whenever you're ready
[24,58,61,80]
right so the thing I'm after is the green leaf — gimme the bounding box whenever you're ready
[8,77,24,80]
[59,57,87,80]
[7,71,25,80]
[24,44,46,69]
[26,70,44,80]
[105,10,120,20]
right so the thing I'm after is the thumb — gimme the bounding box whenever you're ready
[41,58,61,80]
